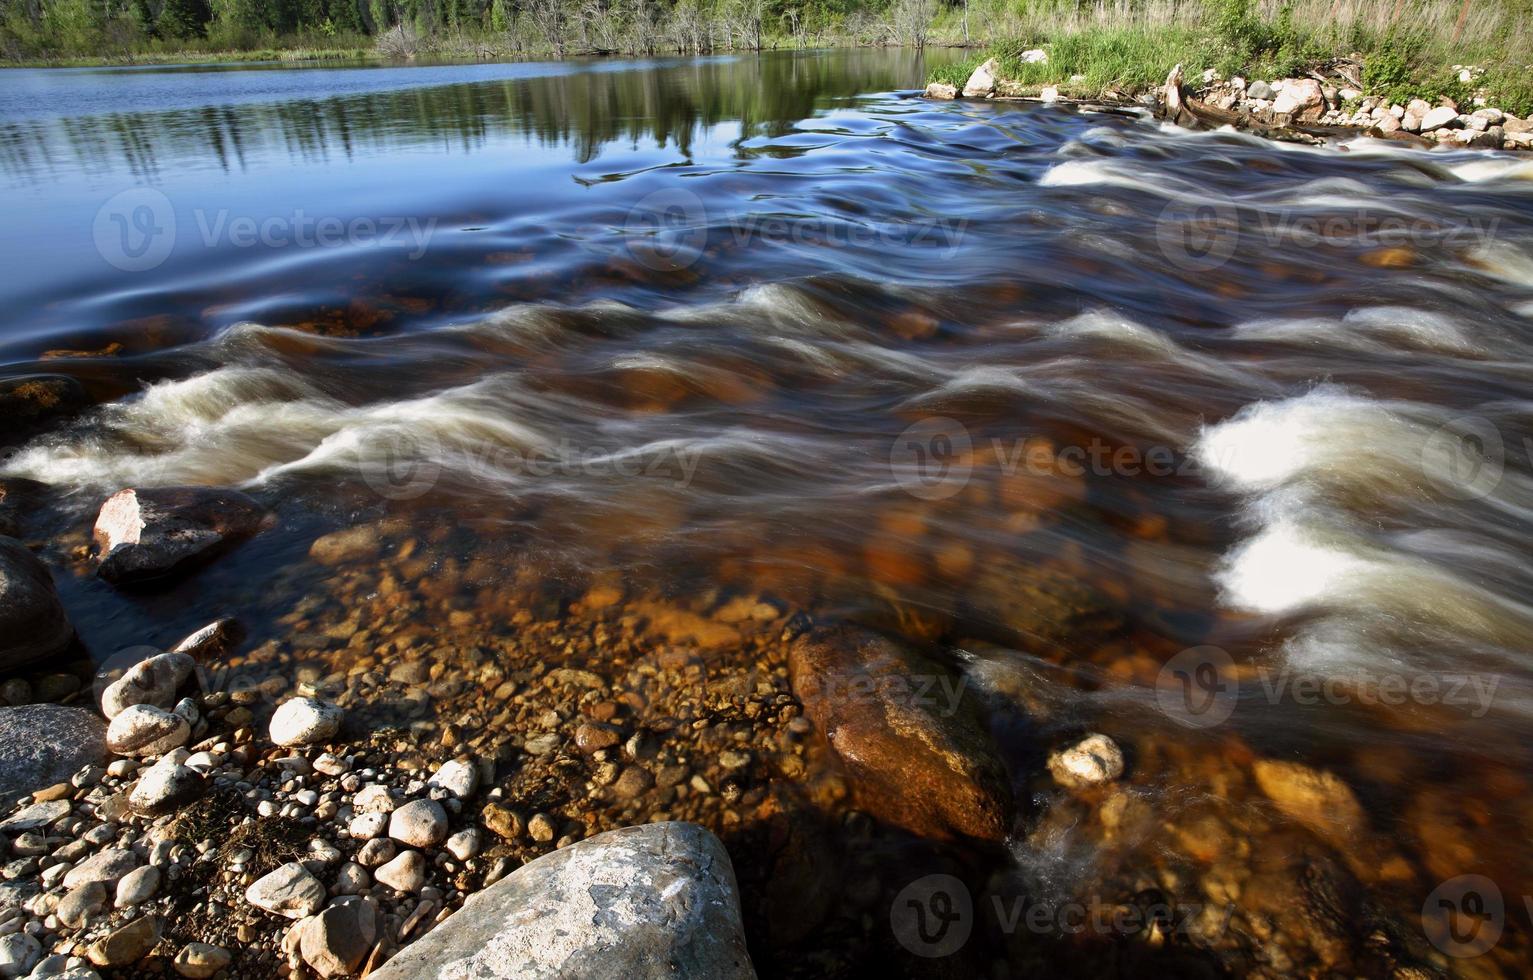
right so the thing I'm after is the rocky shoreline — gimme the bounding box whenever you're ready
[0,453,1529,976]
[927,55,1533,152]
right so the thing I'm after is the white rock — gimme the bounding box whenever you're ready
[333,862,370,896]
[62,848,138,890]
[100,651,196,719]
[129,762,205,816]
[1020,48,1047,64]
[373,850,426,893]
[1047,733,1125,789]
[172,943,231,978]
[0,932,40,978]
[268,698,343,747]
[428,760,478,799]
[348,812,387,840]
[445,828,482,861]
[56,882,107,929]
[962,57,999,99]
[356,838,395,868]
[313,753,349,777]
[245,862,326,920]
[389,800,448,849]
[1039,86,1060,103]
[1421,105,1460,130]
[105,704,189,757]
[352,784,394,814]
[114,865,160,907]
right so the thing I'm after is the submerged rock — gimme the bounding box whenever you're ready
[789,626,1012,843]
[93,487,272,586]
[0,705,105,805]
[0,536,73,672]
[0,374,88,447]
[1047,732,1125,789]
[1253,759,1366,848]
[371,822,754,980]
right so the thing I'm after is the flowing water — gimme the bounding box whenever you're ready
[4,49,1533,977]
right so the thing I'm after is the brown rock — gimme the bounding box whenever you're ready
[574,722,620,754]
[1252,760,1365,847]
[481,803,525,841]
[88,914,161,967]
[789,627,1011,842]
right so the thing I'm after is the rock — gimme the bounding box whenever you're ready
[0,537,72,672]
[245,862,326,920]
[445,828,482,861]
[1506,129,1533,149]
[172,943,231,978]
[1047,733,1125,788]
[481,804,524,841]
[0,799,68,832]
[0,375,88,447]
[1421,105,1460,130]
[1372,113,1402,135]
[0,481,42,543]
[106,704,189,757]
[349,812,387,840]
[1162,63,1185,122]
[62,848,138,890]
[0,706,105,805]
[1253,759,1365,847]
[789,627,1011,843]
[93,487,271,586]
[129,762,205,816]
[269,697,343,747]
[574,723,620,754]
[58,881,108,928]
[334,861,370,895]
[308,525,382,566]
[923,82,957,100]
[388,799,448,848]
[374,850,426,893]
[962,58,998,99]
[299,898,378,978]
[170,618,245,659]
[100,651,196,719]
[0,932,40,978]
[1272,78,1324,120]
[528,813,556,843]
[1402,97,1432,131]
[371,823,754,980]
[427,759,479,798]
[1019,47,1047,63]
[114,865,160,907]
[356,838,395,867]
[87,915,160,968]
[1247,80,1276,100]
[1505,115,1532,134]
[352,783,395,814]
[1039,85,1060,103]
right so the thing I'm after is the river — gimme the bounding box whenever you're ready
[2,49,1533,977]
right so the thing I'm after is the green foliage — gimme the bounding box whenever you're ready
[928,56,979,86]
[157,0,210,38]
[1484,67,1533,116]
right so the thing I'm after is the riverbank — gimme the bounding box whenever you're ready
[929,43,1533,152]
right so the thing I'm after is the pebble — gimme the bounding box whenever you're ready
[444,828,481,861]
[348,812,387,840]
[105,705,189,757]
[0,932,39,978]
[356,838,395,868]
[528,812,557,843]
[1047,733,1125,789]
[427,760,478,799]
[128,763,205,816]
[86,915,160,968]
[481,804,524,841]
[100,651,195,719]
[268,698,343,748]
[298,898,378,978]
[172,942,231,978]
[62,849,138,890]
[373,850,426,893]
[388,799,448,848]
[245,862,326,920]
[333,861,370,895]
[352,784,395,814]
[56,883,106,929]
[114,865,160,907]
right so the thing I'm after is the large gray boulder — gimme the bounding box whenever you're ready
[93,487,272,586]
[0,705,105,804]
[0,537,73,673]
[373,822,755,980]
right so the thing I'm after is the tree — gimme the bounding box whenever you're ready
[156,0,209,37]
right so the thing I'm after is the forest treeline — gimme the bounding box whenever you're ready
[0,0,970,60]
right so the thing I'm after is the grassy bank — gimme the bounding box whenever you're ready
[927,0,1533,116]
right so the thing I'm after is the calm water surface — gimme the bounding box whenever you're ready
[5,49,1533,977]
